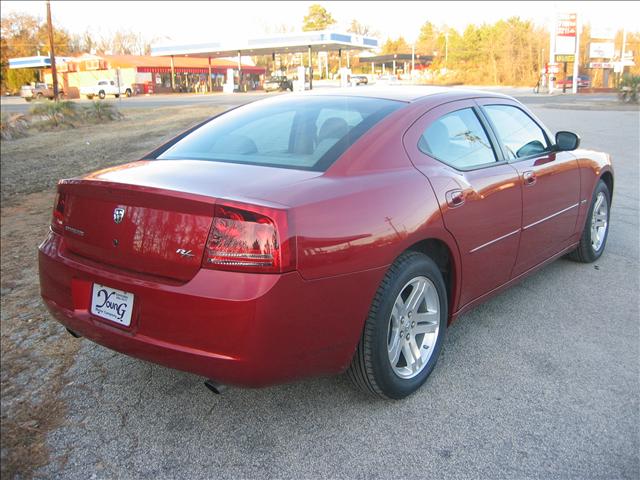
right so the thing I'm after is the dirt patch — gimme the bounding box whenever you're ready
[0,104,223,479]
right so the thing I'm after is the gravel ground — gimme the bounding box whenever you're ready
[1,96,638,479]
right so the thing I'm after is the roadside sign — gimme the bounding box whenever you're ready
[589,42,615,59]
[555,54,575,63]
[555,13,577,55]
[556,13,577,36]
[589,62,614,69]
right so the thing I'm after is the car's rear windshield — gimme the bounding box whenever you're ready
[156,96,404,171]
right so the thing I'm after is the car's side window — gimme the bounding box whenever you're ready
[418,108,497,170]
[483,105,549,160]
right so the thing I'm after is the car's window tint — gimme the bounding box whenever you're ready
[418,108,497,169]
[483,105,549,160]
[315,108,363,130]
[232,110,296,156]
[157,96,403,171]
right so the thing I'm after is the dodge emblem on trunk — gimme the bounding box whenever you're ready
[113,207,125,224]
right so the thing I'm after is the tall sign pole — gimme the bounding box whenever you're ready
[548,16,555,94]
[572,14,580,94]
[46,0,59,101]
[554,12,577,94]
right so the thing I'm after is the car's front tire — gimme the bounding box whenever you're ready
[568,179,611,263]
[347,251,447,399]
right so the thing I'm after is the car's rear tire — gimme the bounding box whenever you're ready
[86,95,94,100]
[568,179,611,263]
[98,90,106,99]
[347,251,447,399]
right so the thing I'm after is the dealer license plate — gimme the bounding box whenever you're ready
[90,283,134,327]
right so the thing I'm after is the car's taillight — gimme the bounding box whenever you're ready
[202,202,295,274]
[51,191,66,234]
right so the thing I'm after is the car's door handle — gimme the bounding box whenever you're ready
[445,189,465,207]
[523,171,537,186]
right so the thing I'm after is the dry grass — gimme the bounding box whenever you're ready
[0,113,29,141]
[1,104,223,203]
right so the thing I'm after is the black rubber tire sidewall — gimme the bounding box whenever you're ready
[371,254,448,399]
[572,180,611,263]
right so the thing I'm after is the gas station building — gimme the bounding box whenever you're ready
[9,31,380,96]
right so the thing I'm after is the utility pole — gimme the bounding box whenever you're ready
[46,0,59,101]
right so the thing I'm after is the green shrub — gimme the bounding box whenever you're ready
[7,100,124,138]
[83,101,124,122]
[0,114,30,141]
[29,101,80,128]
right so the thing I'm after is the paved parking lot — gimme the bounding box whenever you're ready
[1,91,638,479]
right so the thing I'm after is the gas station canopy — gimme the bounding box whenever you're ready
[9,55,74,69]
[150,30,378,58]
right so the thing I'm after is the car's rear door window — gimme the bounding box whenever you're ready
[482,105,549,160]
[418,108,497,170]
[157,96,403,171]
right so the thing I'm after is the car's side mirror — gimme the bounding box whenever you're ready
[555,131,580,151]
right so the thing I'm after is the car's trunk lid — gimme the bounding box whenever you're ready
[58,159,321,281]
[59,180,215,282]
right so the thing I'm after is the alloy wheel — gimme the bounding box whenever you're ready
[591,191,608,252]
[387,276,440,379]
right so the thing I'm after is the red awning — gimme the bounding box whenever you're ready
[137,66,265,74]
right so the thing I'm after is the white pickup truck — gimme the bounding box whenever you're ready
[80,80,133,100]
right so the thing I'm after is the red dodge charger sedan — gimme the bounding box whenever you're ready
[39,88,613,399]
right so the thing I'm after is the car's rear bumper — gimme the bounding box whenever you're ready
[39,230,383,387]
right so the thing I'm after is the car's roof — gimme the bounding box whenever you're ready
[296,86,512,103]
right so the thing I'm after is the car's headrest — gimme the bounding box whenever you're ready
[318,117,349,142]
